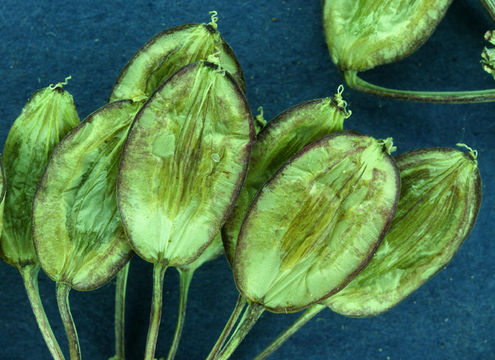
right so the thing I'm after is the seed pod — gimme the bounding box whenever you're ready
[319,1,495,104]
[109,13,244,103]
[118,61,254,267]
[0,81,80,267]
[33,101,140,290]
[322,0,452,72]
[234,132,400,313]
[326,146,481,317]
[223,90,351,266]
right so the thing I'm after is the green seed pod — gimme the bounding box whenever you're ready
[234,132,400,313]
[109,12,244,103]
[33,101,140,290]
[0,80,80,267]
[223,89,351,266]
[322,0,452,72]
[326,146,481,317]
[319,1,495,103]
[118,61,254,267]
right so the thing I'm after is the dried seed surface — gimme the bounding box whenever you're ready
[0,85,79,267]
[33,101,140,290]
[223,95,350,266]
[323,0,452,72]
[235,132,399,313]
[118,62,253,266]
[109,22,244,103]
[327,147,481,317]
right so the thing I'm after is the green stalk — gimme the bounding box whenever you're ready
[109,262,130,360]
[56,282,80,360]
[345,70,495,103]
[254,304,325,360]
[215,302,265,360]
[19,264,65,360]
[205,295,247,360]
[165,268,194,360]
[144,263,167,360]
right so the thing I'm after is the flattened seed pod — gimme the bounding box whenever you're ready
[33,101,140,290]
[223,90,351,266]
[0,81,79,267]
[322,0,452,72]
[234,132,400,312]
[118,61,254,266]
[326,146,482,317]
[109,14,244,103]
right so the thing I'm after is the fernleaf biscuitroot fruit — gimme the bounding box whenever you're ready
[33,100,140,290]
[327,146,482,317]
[117,60,253,360]
[118,61,253,266]
[1,81,80,267]
[323,0,452,73]
[322,0,495,103]
[0,80,79,360]
[234,132,400,313]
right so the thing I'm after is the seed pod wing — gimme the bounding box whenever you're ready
[180,233,224,272]
[327,147,481,317]
[33,101,140,290]
[118,62,253,266]
[235,132,400,313]
[0,84,79,267]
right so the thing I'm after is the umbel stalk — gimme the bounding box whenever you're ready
[205,295,247,360]
[166,268,194,360]
[345,71,495,103]
[56,283,80,360]
[215,302,264,360]
[110,262,130,360]
[19,264,65,360]
[144,263,167,360]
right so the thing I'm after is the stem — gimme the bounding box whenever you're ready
[480,0,495,23]
[144,263,167,360]
[253,304,325,360]
[216,302,265,360]
[165,268,194,360]
[56,282,80,360]
[205,295,247,360]
[345,70,495,103]
[111,262,130,360]
[19,264,65,360]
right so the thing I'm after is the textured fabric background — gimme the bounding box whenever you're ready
[0,1,493,359]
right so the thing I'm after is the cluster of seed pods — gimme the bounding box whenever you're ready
[0,7,484,360]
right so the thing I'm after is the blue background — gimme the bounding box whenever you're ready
[0,1,493,359]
